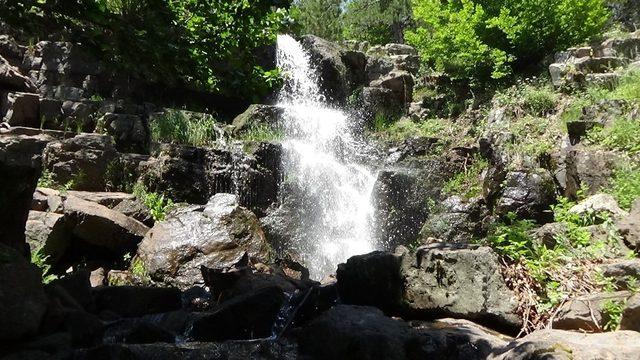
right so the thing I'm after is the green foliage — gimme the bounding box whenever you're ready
[105,159,137,193]
[601,299,625,331]
[1,0,290,101]
[377,117,447,139]
[406,0,609,84]
[237,124,284,143]
[609,165,640,210]
[151,109,220,147]
[611,69,640,101]
[342,0,413,44]
[588,118,640,155]
[443,155,488,199]
[133,183,174,222]
[37,169,78,193]
[129,256,150,283]
[291,0,343,41]
[31,249,58,284]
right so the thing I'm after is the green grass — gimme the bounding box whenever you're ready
[587,118,640,154]
[236,124,284,142]
[151,109,220,147]
[442,156,488,199]
[377,117,450,141]
[494,81,559,117]
[611,70,640,101]
[37,169,79,193]
[31,248,58,284]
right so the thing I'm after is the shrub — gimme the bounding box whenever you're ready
[602,299,625,331]
[150,109,220,147]
[406,0,609,84]
[609,165,640,210]
[588,118,640,155]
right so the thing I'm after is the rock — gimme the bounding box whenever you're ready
[491,329,640,359]
[137,194,270,288]
[552,291,631,331]
[93,286,181,318]
[620,293,640,331]
[569,193,628,219]
[1,92,40,128]
[190,286,286,341]
[43,134,119,191]
[419,196,488,244]
[492,168,556,222]
[31,187,63,213]
[556,146,624,197]
[0,56,36,92]
[617,199,640,250]
[366,56,396,82]
[383,43,418,56]
[0,244,48,341]
[231,104,282,135]
[52,270,95,311]
[532,222,569,248]
[103,319,175,344]
[298,305,420,360]
[98,113,149,154]
[25,211,70,264]
[112,199,154,227]
[370,70,414,105]
[301,35,349,104]
[63,195,149,254]
[89,268,106,287]
[0,132,51,253]
[66,190,134,208]
[402,243,521,332]
[357,86,402,127]
[0,35,25,66]
[341,50,367,90]
[601,259,640,289]
[336,251,403,313]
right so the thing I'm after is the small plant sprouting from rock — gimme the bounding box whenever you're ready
[38,169,79,193]
[602,299,625,331]
[133,183,174,222]
[31,249,58,284]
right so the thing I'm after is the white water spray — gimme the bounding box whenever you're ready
[275,35,377,279]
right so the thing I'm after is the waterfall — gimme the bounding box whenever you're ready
[276,35,377,280]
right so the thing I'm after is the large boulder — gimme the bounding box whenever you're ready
[370,70,414,105]
[402,243,522,332]
[336,251,404,313]
[93,286,181,318]
[231,104,283,135]
[1,92,40,128]
[43,134,119,191]
[97,113,149,154]
[63,195,149,254]
[0,56,36,92]
[621,292,640,331]
[569,193,628,219]
[600,259,640,289]
[301,35,349,104]
[419,196,488,244]
[554,145,624,197]
[490,329,640,359]
[137,194,271,288]
[0,244,49,341]
[25,210,70,264]
[491,168,556,222]
[0,131,52,253]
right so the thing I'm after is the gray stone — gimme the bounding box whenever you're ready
[621,293,640,331]
[492,168,556,222]
[601,259,640,289]
[97,113,149,154]
[301,35,349,104]
[0,56,36,92]
[552,291,631,331]
[569,193,628,219]
[25,210,70,264]
[231,104,282,135]
[402,243,521,332]
[66,190,134,208]
[137,194,271,288]
[370,70,414,105]
[617,199,640,251]
[419,196,487,244]
[63,195,149,253]
[532,222,569,248]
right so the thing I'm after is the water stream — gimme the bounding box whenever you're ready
[275,35,377,279]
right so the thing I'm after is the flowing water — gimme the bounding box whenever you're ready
[275,35,377,279]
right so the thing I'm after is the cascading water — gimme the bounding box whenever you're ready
[275,35,377,279]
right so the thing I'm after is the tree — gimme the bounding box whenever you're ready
[342,0,413,44]
[292,0,343,41]
[406,0,609,84]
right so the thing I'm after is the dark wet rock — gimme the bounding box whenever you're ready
[298,305,420,360]
[97,113,149,154]
[63,195,149,255]
[301,35,349,104]
[190,286,286,341]
[140,142,281,214]
[137,194,270,289]
[0,244,48,341]
[492,329,640,359]
[419,196,488,244]
[103,319,175,345]
[231,104,283,135]
[491,168,555,222]
[25,211,70,264]
[0,131,51,253]
[621,293,640,331]
[93,286,181,318]
[341,49,367,90]
[617,199,640,251]
[402,243,522,332]
[0,56,36,92]
[552,291,631,331]
[43,134,119,191]
[357,86,403,128]
[1,92,39,128]
[336,251,403,313]
[51,270,95,312]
